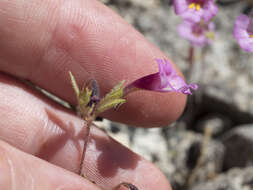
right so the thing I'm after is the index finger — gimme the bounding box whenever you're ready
[0,0,186,127]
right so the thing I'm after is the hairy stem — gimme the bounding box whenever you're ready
[79,119,92,176]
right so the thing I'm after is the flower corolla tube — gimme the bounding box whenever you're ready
[125,59,198,95]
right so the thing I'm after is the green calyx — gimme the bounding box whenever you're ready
[96,80,126,115]
[69,72,126,119]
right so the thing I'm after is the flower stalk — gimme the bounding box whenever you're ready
[69,72,126,176]
[69,58,198,183]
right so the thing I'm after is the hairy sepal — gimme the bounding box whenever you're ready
[79,87,92,114]
[96,80,126,114]
[69,72,93,117]
[69,72,80,97]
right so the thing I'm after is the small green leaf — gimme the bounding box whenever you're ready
[104,80,125,101]
[79,87,92,113]
[97,98,126,114]
[101,80,125,104]
[69,72,80,97]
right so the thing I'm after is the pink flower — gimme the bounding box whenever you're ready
[233,12,253,52]
[174,0,218,23]
[178,20,215,46]
[125,59,198,95]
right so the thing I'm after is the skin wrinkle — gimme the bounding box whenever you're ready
[29,0,94,100]
[56,1,95,66]
[53,1,107,80]
[34,112,57,157]
[55,185,87,190]
[56,186,67,190]
[22,108,47,155]
[0,140,103,190]
[0,102,33,152]
[27,0,64,80]
[53,0,155,93]
[102,29,137,86]
[7,158,16,190]
[38,111,50,149]
[56,187,88,190]
[36,109,86,172]
[0,78,49,154]
[28,173,35,190]
[0,146,11,189]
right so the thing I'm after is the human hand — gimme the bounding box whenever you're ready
[0,0,186,189]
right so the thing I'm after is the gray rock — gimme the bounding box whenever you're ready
[222,124,253,170]
[131,127,171,174]
[195,114,232,137]
[191,167,253,190]
[165,127,225,188]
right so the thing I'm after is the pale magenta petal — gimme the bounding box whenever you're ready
[235,14,250,30]
[174,0,218,22]
[178,21,214,46]
[233,12,253,52]
[203,1,218,22]
[125,59,198,95]
[174,0,188,14]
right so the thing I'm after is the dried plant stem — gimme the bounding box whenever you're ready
[186,126,213,187]
[187,45,195,80]
[79,119,92,176]
[188,45,195,66]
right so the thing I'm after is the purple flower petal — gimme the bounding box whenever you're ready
[236,37,253,52]
[235,14,249,31]
[234,12,253,52]
[173,0,218,23]
[125,59,198,95]
[202,1,218,22]
[181,8,204,23]
[178,20,215,46]
[174,0,188,14]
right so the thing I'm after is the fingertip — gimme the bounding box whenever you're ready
[0,0,188,127]
[102,90,187,127]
